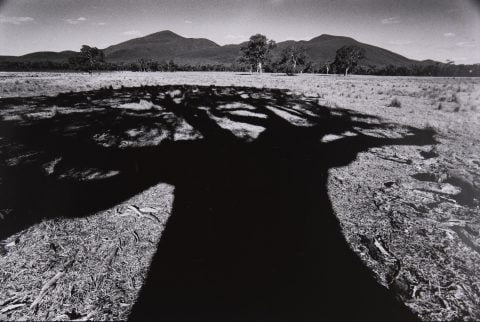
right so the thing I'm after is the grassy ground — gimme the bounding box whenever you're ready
[0,72,479,321]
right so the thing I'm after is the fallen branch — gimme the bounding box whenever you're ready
[131,230,140,242]
[1,303,26,314]
[127,205,162,224]
[127,205,143,217]
[106,246,119,267]
[375,154,412,165]
[140,206,159,213]
[30,272,65,310]
[116,205,162,224]
[0,294,21,307]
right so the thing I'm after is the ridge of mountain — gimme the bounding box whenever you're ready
[0,31,436,67]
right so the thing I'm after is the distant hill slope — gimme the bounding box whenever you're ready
[0,51,78,63]
[103,30,220,63]
[280,34,416,66]
[0,31,430,67]
[175,43,245,65]
[174,34,417,67]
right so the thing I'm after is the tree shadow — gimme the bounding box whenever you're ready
[0,85,436,321]
[0,89,182,239]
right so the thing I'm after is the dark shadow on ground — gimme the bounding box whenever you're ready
[0,85,436,321]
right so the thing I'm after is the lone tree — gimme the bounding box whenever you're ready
[79,45,105,72]
[240,34,276,73]
[332,45,365,76]
[324,61,333,74]
[278,45,308,75]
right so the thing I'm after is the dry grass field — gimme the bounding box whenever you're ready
[0,71,479,321]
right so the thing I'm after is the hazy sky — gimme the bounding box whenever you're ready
[0,0,479,64]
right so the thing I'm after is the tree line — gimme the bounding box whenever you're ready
[1,36,479,77]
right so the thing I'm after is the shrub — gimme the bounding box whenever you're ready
[388,97,402,108]
[449,93,459,103]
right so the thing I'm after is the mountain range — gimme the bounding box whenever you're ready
[0,30,431,67]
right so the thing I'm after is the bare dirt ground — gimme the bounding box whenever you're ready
[0,72,479,321]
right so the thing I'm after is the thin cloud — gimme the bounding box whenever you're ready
[388,40,412,46]
[184,20,192,24]
[381,17,401,24]
[93,22,107,26]
[443,32,455,37]
[456,41,477,48]
[122,30,142,36]
[65,17,87,24]
[0,15,34,24]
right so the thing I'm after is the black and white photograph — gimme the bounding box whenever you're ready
[0,0,479,320]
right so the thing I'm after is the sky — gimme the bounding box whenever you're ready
[0,0,479,64]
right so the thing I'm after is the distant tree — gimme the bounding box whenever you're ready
[278,45,308,75]
[137,58,149,72]
[366,64,378,75]
[167,59,177,72]
[80,45,105,71]
[302,61,318,74]
[67,56,81,70]
[148,60,160,72]
[332,45,365,76]
[72,45,105,72]
[129,62,140,71]
[240,34,276,73]
[324,61,333,74]
[236,56,253,72]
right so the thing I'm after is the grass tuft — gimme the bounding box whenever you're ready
[388,97,402,108]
